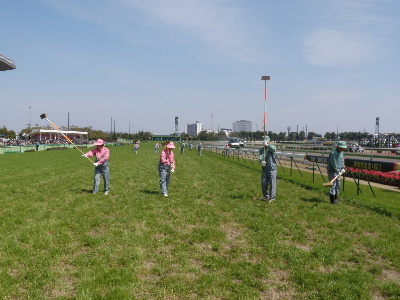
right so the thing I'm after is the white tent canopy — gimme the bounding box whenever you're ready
[38,129,88,139]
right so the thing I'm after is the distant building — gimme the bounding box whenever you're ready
[206,129,218,134]
[233,120,252,132]
[186,121,204,137]
[220,128,231,132]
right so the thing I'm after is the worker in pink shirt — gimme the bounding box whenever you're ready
[83,139,110,195]
[158,141,176,197]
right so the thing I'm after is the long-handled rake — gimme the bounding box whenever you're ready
[40,113,93,164]
[323,170,345,187]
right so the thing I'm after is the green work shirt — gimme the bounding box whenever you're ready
[327,148,345,173]
[258,144,277,171]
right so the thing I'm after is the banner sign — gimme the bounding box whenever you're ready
[304,155,328,164]
[305,155,400,172]
[345,158,400,172]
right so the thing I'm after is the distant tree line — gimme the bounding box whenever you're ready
[181,130,323,142]
[1,125,153,142]
[182,130,400,143]
[0,126,17,139]
[1,124,398,144]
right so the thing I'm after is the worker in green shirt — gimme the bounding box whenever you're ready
[258,136,277,203]
[327,141,347,204]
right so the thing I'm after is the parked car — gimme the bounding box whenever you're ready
[228,138,240,148]
[239,140,245,147]
[348,143,364,153]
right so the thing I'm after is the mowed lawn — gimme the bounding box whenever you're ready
[0,143,399,299]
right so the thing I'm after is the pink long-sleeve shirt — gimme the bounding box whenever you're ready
[85,147,110,165]
[159,149,175,166]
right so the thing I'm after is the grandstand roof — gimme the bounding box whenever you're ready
[0,53,16,71]
[38,129,88,135]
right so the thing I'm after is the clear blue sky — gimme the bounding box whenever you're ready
[1,0,399,136]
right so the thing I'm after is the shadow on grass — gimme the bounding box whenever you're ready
[301,197,325,204]
[229,194,245,199]
[141,189,160,195]
[346,198,396,219]
[81,189,94,194]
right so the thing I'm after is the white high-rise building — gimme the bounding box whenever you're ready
[233,120,252,132]
[186,121,204,137]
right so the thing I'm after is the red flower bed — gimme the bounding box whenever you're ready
[345,167,400,187]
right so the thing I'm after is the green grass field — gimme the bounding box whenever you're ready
[0,143,399,299]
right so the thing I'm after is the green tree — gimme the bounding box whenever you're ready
[324,132,336,140]
[278,132,286,141]
[181,132,191,141]
[0,126,16,139]
[307,132,318,140]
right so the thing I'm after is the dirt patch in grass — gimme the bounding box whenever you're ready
[222,224,242,242]
[381,268,400,283]
[355,244,386,268]
[72,244,90,258]
[88,225,107,236]
[260,269,296,299]
[280,240,312,252]
[47,261,77,298]
[372,291,387,300]
[363,231,379,238]
[219,222,248,250]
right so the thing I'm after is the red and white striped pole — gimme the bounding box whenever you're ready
[261,76,270,143]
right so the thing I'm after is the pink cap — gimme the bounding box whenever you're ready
[94,139,105,146]
[166,141,175,149]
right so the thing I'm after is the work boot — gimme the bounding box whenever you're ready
[334,193,339,205]
[329,194,335,204]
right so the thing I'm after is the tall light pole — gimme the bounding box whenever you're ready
[306,125,308,139]
[337,125,339,141]
[261,76,270,142]
[28,106,32,128]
